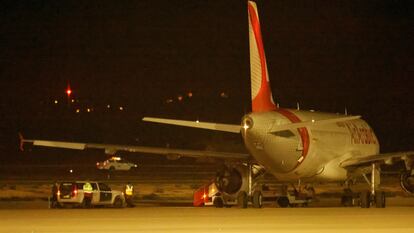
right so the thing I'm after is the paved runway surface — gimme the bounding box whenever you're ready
[2,207,414,233]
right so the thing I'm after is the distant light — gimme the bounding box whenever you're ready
[76,109,80,113]
[69,169,73,173]
[196,120,199,123]
[220,92,228,98]
[166,99,173,104]
[87,108,91,113]
[119,106,124,111]
[177,95,183,101]
[107,104,111,109]
[54,100,58,104]
[71,99,75,103]
[188,92,193,98]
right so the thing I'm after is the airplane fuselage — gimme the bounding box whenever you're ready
[242,109,379,182]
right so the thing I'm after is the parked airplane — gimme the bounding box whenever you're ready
[23,1,413,208]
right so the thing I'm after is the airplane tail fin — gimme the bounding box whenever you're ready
[248,1,277,112]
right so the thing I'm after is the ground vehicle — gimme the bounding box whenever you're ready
[56,181,125,208]
[193,179,250,208]
[96,156,138,171]
[193,180,312,208]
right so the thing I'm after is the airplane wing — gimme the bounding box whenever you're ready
[143,117,241,133]
[143,116,361,134]
[21,139,249,160]
[340,151,414,169]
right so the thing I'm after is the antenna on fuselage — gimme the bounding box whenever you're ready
[344,107,348,115]
[296,102,300,110]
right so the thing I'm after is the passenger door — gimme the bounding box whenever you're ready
[98,183,112,203]
[91,183,100,204]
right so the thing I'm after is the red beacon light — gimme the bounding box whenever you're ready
[66,88,72,96]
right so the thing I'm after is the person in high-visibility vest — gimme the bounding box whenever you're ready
[124,182,135,207]
[83,182,93,208]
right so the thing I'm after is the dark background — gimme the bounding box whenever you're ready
[1,0,413,163]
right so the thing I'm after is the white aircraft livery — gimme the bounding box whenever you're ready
[23,1,414,208]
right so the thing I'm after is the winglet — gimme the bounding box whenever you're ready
[248,1,277,113]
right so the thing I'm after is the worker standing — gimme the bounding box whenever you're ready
[50,181,59,208]
[83,181,93,208]
[124,182,135,207]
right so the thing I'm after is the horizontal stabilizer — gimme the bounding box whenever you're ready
[143,117,241,133]
[270,115,360,133]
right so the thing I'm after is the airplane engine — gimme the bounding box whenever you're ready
[215,166,245,194]
[400,170,414,194]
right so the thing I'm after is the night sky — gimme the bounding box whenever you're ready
[1,0,413,160]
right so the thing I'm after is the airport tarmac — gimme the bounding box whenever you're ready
[1,207,414,233]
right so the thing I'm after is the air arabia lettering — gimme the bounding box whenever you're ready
[338,122,377,145]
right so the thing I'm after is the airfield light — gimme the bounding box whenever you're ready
[220,92,229,98]
[188,92,193,98]
[177,95,183,101]
[66,86,72,97]
[119,106,124,111]
[69,169,73,173]
[76,109,80,113]
[54,100,58,104]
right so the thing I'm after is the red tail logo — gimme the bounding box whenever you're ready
[248,1,277,112]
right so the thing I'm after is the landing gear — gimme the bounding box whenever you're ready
[375,191,386,208]
[359,163,387,208]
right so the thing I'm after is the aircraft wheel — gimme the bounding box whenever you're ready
[252,190,263,208]
[277,196,289,208]
[237,191,248,209]
[375,191,386,208]
[113,196,124,208]
[360,191,370,208]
